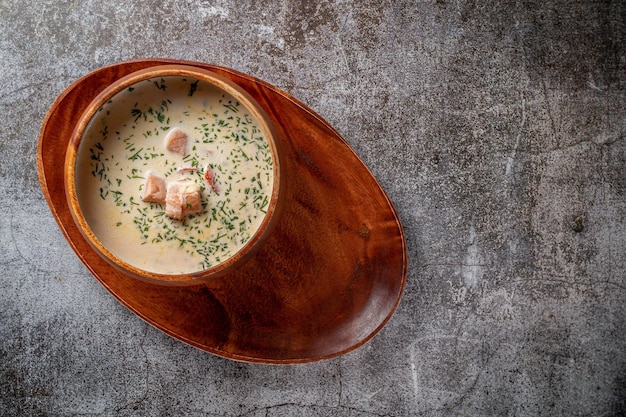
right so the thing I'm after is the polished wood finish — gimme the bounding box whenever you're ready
[37,59,407,363]
[64,65,285,284]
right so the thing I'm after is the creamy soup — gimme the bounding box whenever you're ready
[76,76,274,274]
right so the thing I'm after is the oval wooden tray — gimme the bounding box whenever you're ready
[37,59,407,363]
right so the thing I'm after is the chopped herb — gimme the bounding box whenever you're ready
[188,80,199,96]
[131,108,144,122]
[153,78,167,91]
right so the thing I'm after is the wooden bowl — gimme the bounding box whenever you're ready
[64,65,283,285]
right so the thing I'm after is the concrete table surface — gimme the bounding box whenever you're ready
[1,1,624,416]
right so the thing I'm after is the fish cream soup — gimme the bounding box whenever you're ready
[75,75,275,275]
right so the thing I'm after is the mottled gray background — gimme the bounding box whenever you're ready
[1,0,625,416]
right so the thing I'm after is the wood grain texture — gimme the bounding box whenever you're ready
[37,59,407,363]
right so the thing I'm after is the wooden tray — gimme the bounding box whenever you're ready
[37,59,407,363]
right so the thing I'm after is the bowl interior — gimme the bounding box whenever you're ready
[66,66,280,282]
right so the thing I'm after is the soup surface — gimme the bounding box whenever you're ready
[76,76,274,274]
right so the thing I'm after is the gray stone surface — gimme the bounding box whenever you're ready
[1,0,625,416]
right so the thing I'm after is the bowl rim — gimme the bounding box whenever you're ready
[64,64,283,285]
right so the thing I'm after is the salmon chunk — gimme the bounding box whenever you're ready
[165,179,202,220]
[141,171,166,204]
[164,128,188,156]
